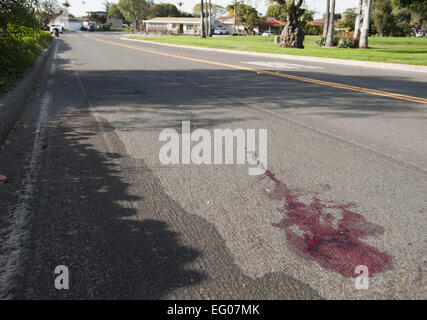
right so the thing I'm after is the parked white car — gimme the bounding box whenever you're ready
[262,30,276,36]
[415,30,425,37]
[213,27,229,35]
[49,24,63,34]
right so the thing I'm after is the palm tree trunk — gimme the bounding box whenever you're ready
[208,0,212,37]
[279,0,305,48]
[359,0,372,48]
[354,0,363,39]
[205,0,209,37]
[325,0,335,47]
[200,0,205,38]
[323,0,330,38]
[234,0,237,35]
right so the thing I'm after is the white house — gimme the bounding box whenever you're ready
[215,16,246,34]
[51,7,82,31]
[143,17,202,35]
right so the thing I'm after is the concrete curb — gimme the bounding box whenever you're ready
[120,37,427,74]
[0,40,54,146]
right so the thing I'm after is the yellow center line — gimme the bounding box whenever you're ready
[86,35,427,104]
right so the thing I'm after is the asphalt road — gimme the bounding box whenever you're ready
[0,32,425,299]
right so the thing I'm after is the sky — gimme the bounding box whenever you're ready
[67,0,359,19]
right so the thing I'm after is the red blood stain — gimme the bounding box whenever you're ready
[262,169,392,278]
[308,238,318,249]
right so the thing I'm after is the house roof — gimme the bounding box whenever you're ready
[262,17,286,27]
[307,20,325,26]
[87,11,107,16]
[307,20,338,26]
[143,17,200,24]
[216,16,234,24]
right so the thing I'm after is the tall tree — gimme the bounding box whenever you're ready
[1,0,40,28]
[354,0,363,38]
[38,0,61,27]
[360,0,373,48]
[234,2,260,34]
[276,0,306,48]
[323,0,330,37]
[118,0,150,30]
[208,0,212,36]
[200,0,205,37]
[149,3,179,18]
[108,3,125,20]
[193,3,225,17]
[325,0,335,47]
[205,0,209,36]
[103,1,112,12]
[372,0,396,36]
[265,5,286,21]
[340,7,357,31]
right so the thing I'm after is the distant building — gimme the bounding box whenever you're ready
[87,11,108,17]
[50,8,82,31]
[306,20,338,27]
[215,16,235,34]
[143,17,202,35]
[259,17,286,34]
[106,16,124,29]
[307,20,325,27]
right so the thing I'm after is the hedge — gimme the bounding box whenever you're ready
[0,24,52,92]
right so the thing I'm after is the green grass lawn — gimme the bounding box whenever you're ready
[128,35,427,66]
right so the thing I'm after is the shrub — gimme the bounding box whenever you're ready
[337,31,359,48]
[0,24,52,91]
[316,35,339,47]
[304,24,322,35]
[97,24,112,31]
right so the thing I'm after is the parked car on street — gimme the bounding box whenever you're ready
[213,27,229,35]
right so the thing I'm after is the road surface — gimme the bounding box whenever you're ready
[0,32,425,299]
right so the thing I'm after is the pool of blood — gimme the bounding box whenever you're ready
[263,170,392,277]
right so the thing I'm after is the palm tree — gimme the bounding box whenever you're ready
[234,0,237,35]
[359,0,372,48]
[205,0,209,36]
[325,0,335,47]
[323,0,330,38]
[354,0,363,39]
[177,2,183,14]
[200,0,206,38]
[103,1,112,13]
[208,0,212,36]
[278,0,305,48]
